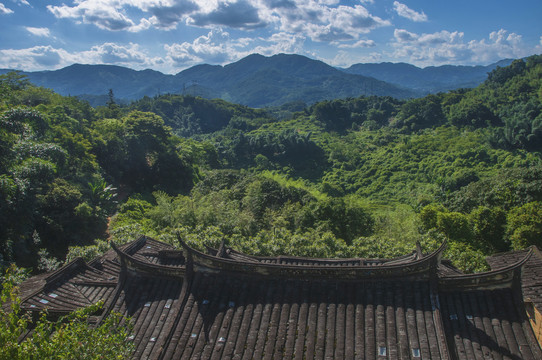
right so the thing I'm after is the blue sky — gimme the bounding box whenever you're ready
[0,0,541,74]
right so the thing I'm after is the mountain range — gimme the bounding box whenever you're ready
[1,54,513,108]
[342,59,513,93]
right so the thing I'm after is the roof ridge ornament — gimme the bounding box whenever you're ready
[416,241,424,259]
[217,239,227,258]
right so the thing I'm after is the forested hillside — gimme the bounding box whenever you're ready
[1,55,541,274]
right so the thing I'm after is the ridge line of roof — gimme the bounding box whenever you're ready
[178,238,447,279]
[439,247,533,290]
[443,247,532,281]
[224,246,419,263]
[111,240,186,278]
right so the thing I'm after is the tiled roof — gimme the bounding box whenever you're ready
[17,236,542,359]
[19,257,119,315]
[487,247,542,309]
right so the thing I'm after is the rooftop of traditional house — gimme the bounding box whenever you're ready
[17,236,542,359]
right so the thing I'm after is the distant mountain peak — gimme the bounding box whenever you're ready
[3,55,516,107]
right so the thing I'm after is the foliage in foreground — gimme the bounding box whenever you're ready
[0,267,134,360]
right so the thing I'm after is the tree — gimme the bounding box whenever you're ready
[470,206,507,252]
[392,95,444,132]
[436,211,473,243]
[94,111,193,193]
[0,266,134,360]
[447,97,500,128]
[507,201,542,249]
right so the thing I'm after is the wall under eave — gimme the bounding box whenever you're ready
[526,302,542,348]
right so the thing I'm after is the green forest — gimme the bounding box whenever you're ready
[1,55,541,358]
[1,55,542,277]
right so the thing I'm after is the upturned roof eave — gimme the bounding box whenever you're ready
[439,247,533,290]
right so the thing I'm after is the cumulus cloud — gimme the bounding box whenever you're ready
[89,42,151,65]
[47,1,151,32]
[25,27,51,37]
[324,49,383,68]
[0,2,13,14]
[250,32,306,56]
[0,43,162,71]
[165,29,235,66]
[45,0,389,45]
[274,2,390,43]
[394,28,418,42]
[189,0,266,29]
[0,46,67,70]
[391,28,536,66]
[147,1,200,29]
[393,1,427,22]
[164,28,306,70]
[338,39,376,49]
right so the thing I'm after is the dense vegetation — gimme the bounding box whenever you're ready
[1,55,541,274]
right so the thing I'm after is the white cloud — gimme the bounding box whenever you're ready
[0,2,13,14]
[324,49,383,68]
[393,1,427,22]
[45,0,390,44]
[25,27,51,37]
[394,28,418,42]
[273,2,390,43]
[251,32,306,56]
[165,29,234,66]
[47,1,151,32]
[188,0,266,29]
[0,46,68,70]
[338,39,376,49]
[391,28,537,66]
[164,28,307,71]
[89,42,153,65]
[0,43,162,71]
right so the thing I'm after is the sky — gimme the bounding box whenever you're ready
[0,0,541,74]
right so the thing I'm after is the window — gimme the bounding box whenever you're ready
[378,346,387,356]
[412,348,421,357]
[450,314,458,320]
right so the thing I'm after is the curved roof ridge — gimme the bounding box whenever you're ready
[439,247,533,290]
[207,243,428,265]
[111,241,186,278]
[178,238,447,279]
